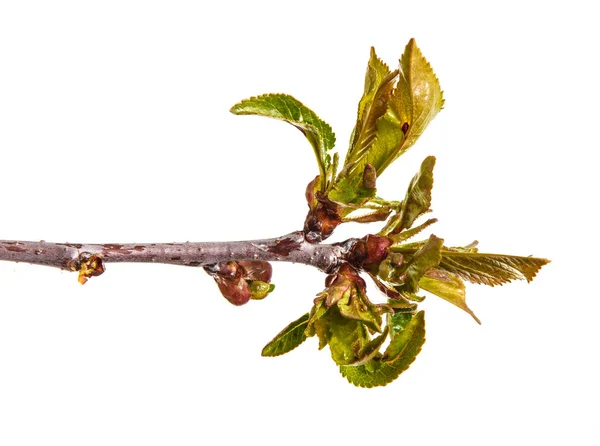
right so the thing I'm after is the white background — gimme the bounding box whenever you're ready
[0,1,598,445]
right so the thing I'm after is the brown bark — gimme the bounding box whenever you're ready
[0,231,357,282]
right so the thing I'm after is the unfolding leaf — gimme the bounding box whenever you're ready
[375,39,444,174]
[230,94,335,189]
[340,311,426,388]
[347,327,389,366]
[262,313,310,357]
[328,169,376,208]
[305,298,329,349]
[249,281,275,300]
[388,311,413,339]
[337,286,384,333]
[387,298,417,313]
[342,207,391,223]
[346,40,444,180]
[420,272,481,324]
[346,48,398,165]
[318,263,384,333]
[397,156,435,231]
[326,309,371,365]
[437,252,550,286]
[384,310,426,362]
[381,157,435,235]
[450,241,480,253]
[385,218,438,242]
[400,234,444,293]
[367,272,414,307]
[347,110,406,181]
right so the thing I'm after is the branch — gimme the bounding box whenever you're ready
[0,231,353,281]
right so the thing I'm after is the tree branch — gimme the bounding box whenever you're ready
[0,231,354,280]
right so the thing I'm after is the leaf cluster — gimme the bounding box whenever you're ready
[228,39,549,387]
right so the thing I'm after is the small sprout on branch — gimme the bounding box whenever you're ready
[69,253,105,285]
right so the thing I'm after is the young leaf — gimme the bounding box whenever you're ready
[346,48,398,164]
[420,272,481,324]
[436,252,550,286]
[327,310,372,366]
[346,326,390,366]
[398,155,435,230]
[230,94,336,190]
[341,207,391,224]
[400,234,444,293]
[340,311,426,388]
[345,110,406,183]
[388,311,413,339]
[383,310,426,361]
[347,40,444,179]
[385,218,438,243]
[249,281,275,300]
[328,172,376,208]
[376,39,444,174]
[381,156,435,235]
[261,313,310,357]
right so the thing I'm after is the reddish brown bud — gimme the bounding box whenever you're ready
[347,235,392,268]
[364,235,392,265]
[304,203,342,243]
[214,276,251,306]
[305,175,320,209]
[205,260,274,306]
[238,261,272,282]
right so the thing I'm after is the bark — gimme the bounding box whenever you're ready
[0,231,356,277]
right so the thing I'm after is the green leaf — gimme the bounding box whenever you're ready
[346,40,444,180]
[375,39,444,174]
[384,310,426,361]
[347,327,389,366]
[341,207,392,224]
[230,93,336,190]
[249,281,275,300]
[381,156,435,235]
[385,217,438,242]
[398,156,435,231]
[340,311,426,388]
[388,311,413,339]
[337,285,384,333]
[420,272,481,324]
[261,313,310,357]
[327,310,371,366]
[328,170,376,208]
[400,234,444,294]
[436,251,550,286]
[346,109,406,182]
[346,48,398,165]
[305,297,329,349]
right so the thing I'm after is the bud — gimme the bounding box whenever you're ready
[204,261,275,306]
[249,281,275,300]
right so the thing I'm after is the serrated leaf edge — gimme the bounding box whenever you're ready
[261,313,310,357]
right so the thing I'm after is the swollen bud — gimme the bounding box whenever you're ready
[347,234,392,268]
[204,261,275,306]
[70,253,105,285]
